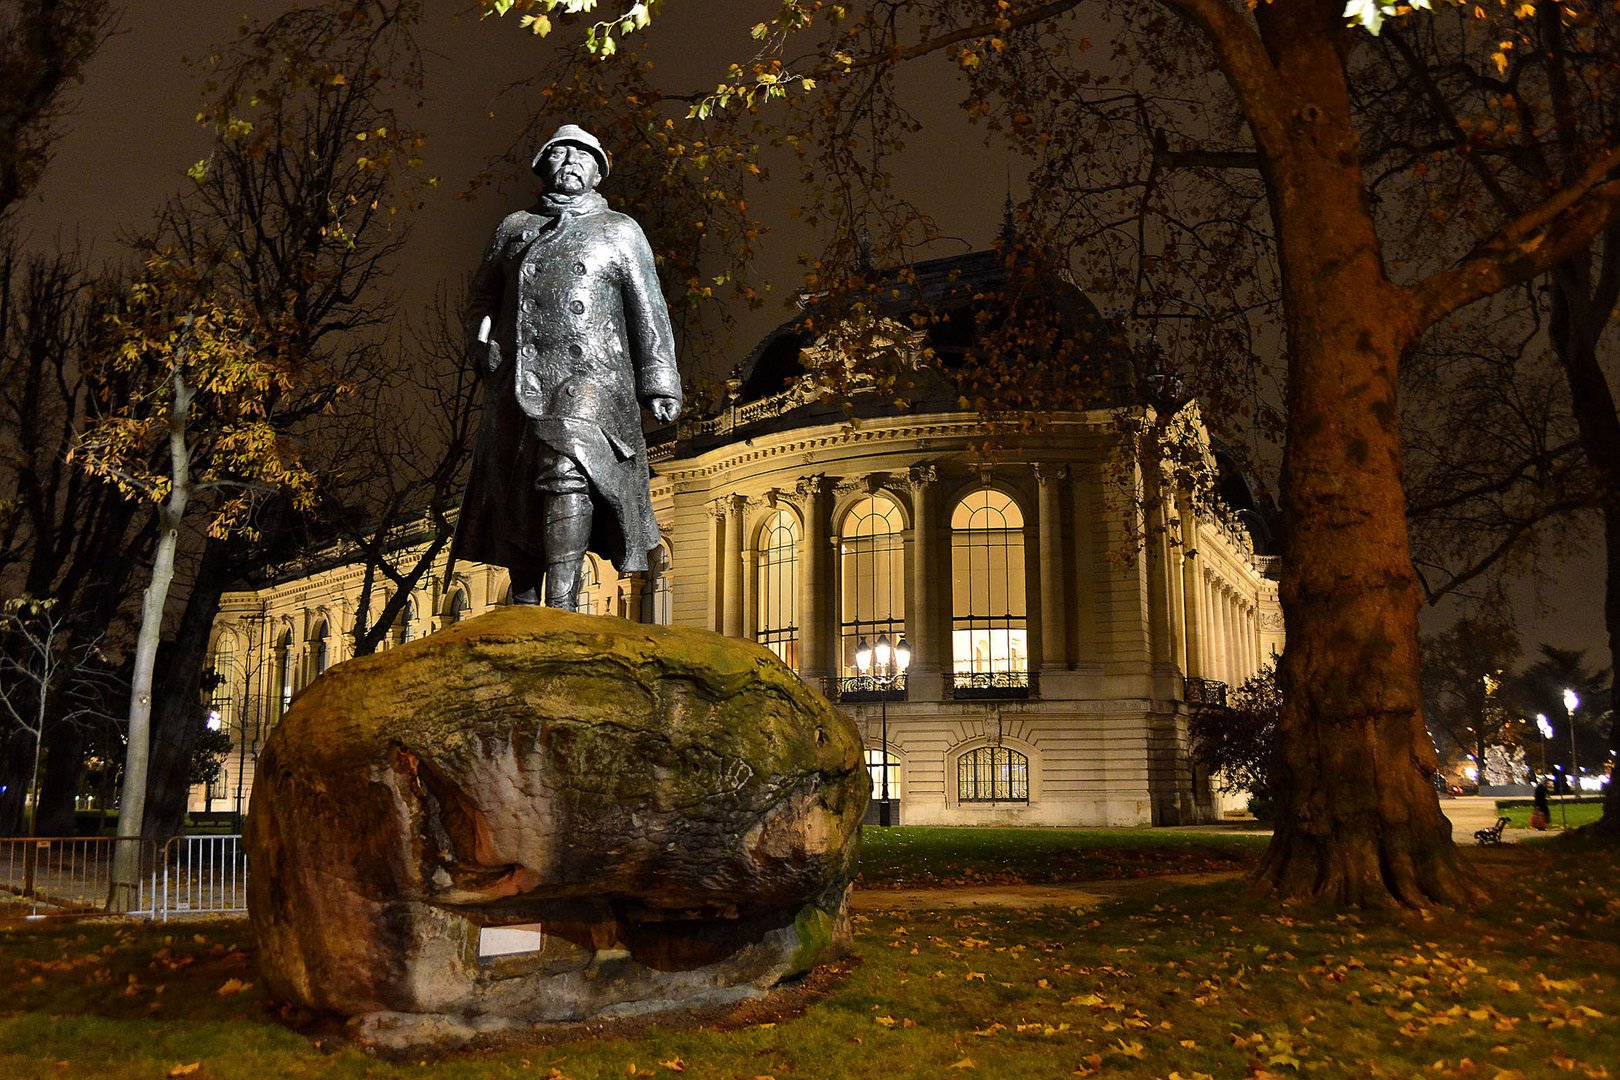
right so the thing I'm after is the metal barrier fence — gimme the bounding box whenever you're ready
[158,835,248,921]
[0,836,158,919]
[1,835,249,921]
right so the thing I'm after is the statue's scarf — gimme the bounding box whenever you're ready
[535,190,608,233]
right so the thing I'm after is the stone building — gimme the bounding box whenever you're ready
[200,244,1282,827]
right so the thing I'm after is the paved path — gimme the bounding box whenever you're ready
[852,872,1242,912]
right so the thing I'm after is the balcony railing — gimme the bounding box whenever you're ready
[1184,676,1229,709]
[835,674,907,702]
[950,670,1035,700]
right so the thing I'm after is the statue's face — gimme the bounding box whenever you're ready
[542,144,600,195]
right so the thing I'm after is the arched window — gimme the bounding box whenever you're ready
[309,619,330,678]
[839,494,906,676]
[276,629,295,719]
[207,642,235,734]
[951,490,1028,687]
[578,557,602,615]
[446,587,469,624]
[400,597,417,642]
[641,541,674,625]
[756,509,800,669]
[957,745,1029,803]
[865,749,902,804]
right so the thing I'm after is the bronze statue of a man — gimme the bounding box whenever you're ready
[453,125,681,610]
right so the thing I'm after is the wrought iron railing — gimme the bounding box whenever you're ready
[950,670,1035,699]
[835,674,907,702]
[1184,676,1229,709]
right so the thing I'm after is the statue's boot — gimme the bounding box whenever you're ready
[509,571,542,606]
[543,492,593,611]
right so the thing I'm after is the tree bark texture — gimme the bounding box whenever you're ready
[1246,3,1480,905]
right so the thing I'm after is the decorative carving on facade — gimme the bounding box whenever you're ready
[908,463,938,489]
[1033,462,1069,485]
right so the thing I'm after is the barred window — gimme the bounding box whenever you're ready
[957,745,1030,803]
[839,494,906,676]
[951,490,1028,676]
[641,541,674,625]
[756,509,800,669]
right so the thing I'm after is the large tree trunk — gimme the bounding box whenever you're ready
[33,721,85,836]
[1246,3,1479,905]
[1545,255,1620,838]
[141,537,233,843]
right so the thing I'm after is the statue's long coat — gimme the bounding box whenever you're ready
[453,197,680,578]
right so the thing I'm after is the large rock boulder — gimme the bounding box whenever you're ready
[245,606,866,1028]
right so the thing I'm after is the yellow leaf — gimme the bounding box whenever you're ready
[874,1015,896,1027]
[168,1066,201,1078]
[949,1059,975,1070]
[216,978,250,997]
[659,1059,685,1072]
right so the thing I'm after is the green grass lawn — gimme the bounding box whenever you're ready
[1,838,1615,1079]
[856,826,1268,887]
[1497,800,1605,831]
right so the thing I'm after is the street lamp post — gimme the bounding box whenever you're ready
[855,632,910,826]
[1563,688,1580,796]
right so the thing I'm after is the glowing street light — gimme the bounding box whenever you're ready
[1534,713,1552,778]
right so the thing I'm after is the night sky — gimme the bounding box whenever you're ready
[10,0,1607,662]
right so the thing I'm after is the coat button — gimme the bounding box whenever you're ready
[569,343,584,358]
[572,261,586,275]
[570,300,585,314]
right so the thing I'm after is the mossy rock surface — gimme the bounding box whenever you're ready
[246,606,866,1026]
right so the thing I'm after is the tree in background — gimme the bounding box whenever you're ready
[1359,1,1620,835]
[1420,612,1522,788]
[485,0,1620,905]
[1189,661,1281,821]
[1510,644,1611,786]
[74,251,317,909]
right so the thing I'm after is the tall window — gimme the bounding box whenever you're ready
[578,557,602,615]
[276,629,295,719]
[756,509,800,669]
[446,588,469,624]
[951,490,1028,680]
[207,643,235,734]
[957,746,1029,803]
[310,620,329,678]
[400,597,417,642]
[641,541,674,625]
[865,749,901,804]
[839,494,906,676]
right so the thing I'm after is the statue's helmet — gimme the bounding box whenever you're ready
[531,124,611,181]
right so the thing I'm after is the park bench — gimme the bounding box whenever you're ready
[1474,816,1510,846]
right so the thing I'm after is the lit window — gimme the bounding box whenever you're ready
[951,490,1028,678]
[756,509,800,669]
[957,746,1029,803]
[865,749,902,803]
[839,494,906,676]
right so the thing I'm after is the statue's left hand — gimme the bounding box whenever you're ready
[648,396,679,424]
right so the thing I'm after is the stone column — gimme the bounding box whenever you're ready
[1178,503,1204,678]
[796,476,831,685]
[723,494,746,638]
[1034,464,1068,674]
[706,501,727,632]
[906,465,941,701]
